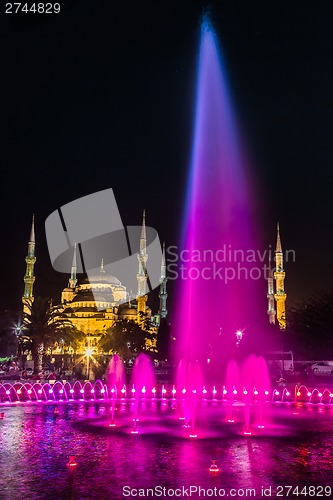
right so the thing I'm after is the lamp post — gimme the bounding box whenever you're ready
[85,336,93,380]
[14,325,22,357]
[235,330,243,346]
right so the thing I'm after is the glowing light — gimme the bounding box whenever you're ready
[264,390,269,396]
[49,389,53,394]
[307,392,312,397]
[66,456,78,468]
[27,390,32,394]
[274,390,279,396]
[111,388,115,394]
[152,388,156,394]
[109,423,116,427]
[258,425,265,429]
[233,389,237,395]
[285,391,290,397]
[17,390,21,395]
[297,391,301,397]
[189,434,198,438]
[59,389,64,394]
[70,389,74,394]
[182,388,186,394]
[330,394,333,398]
[202,389,207,394]
[222,389,227,395]
[38,389,42,395]
[254,390,259,396]
[235,330,243,344]
[172,389,177,395]
[85,348,93,356]
[5,390,10,395]
[209,461,220,474]
[244,431,252,436]
[131,388,136,393]
[318,392,323,397]
[80,389,84,394]
[90,389,95,394]
[228,419,235,423]
[243,390,248,395]
[213,388,217,395]
[142,387,146,394]
[192,389,197,394]
[101,389,105,394]
[162,388,167,394]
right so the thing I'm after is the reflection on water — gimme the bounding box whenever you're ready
[0,402,333,500]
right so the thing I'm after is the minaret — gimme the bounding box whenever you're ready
[22,215,36,313]
[274,223,287,330]
[267,258,276,324]
[100,258,106,274]
[61,244,78,303]
[158,242,168,319]
[136,210,148,315]
[68,243,78,289]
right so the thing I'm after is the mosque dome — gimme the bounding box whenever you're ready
[71,289,113,304]
[118,304,137,316]
[81,273,121,286]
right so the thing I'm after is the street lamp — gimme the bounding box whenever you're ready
[14,324,22,356]
[235,330,243,346]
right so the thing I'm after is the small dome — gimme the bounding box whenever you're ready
[119,305,137,316]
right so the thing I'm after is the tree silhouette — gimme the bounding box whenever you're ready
[0,309,22,357]
[21,296,82,372]
[99,317,157,360]
[287,291,333,359]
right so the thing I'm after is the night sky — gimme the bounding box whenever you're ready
[1,0,332,317]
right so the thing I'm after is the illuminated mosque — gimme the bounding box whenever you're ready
[22,212,168,356]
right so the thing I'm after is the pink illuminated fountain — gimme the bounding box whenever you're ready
[174,14,263,381]
[105,354,126,397]
[130,353,156,432]
[105,354,126,425]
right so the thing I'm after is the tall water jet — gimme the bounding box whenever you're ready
[174,15,263,380]
[176,358,203,435]
[240,354,271,431]
[105,354,126,425]
[130,353,156,431]
[225,358,240,422]
[105,354,125,397]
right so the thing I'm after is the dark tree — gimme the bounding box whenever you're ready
[156,318,171,361]
[287,291,333,359]
[99,318,157,360]
[0,309,22,358]
[21,296,82,372]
